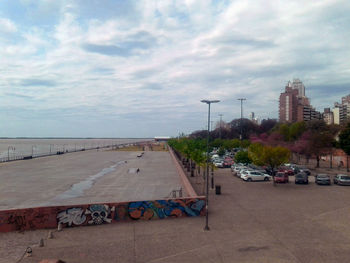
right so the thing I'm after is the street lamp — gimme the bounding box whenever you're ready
[219,114,223,139]
[201,99,220,231]
[237,98,246,141]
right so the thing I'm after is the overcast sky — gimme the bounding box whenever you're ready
[1,0,349,138]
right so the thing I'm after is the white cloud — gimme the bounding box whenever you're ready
[0,0,349,137]
[0,18,17,33]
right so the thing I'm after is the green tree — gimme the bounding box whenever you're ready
[241,139,251,148]
[249,143,290,186]
[339,123,350,172]
[234,151,252,164]
[289,122,306,140]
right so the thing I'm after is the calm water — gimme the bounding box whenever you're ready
[0,138,152,159]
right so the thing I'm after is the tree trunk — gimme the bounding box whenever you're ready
[347,155,349,173]
[330,153,333,169]
[316,156,320,168]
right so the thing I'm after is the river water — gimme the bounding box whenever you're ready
[0,138,152,160]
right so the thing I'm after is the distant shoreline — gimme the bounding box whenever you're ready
[0,137,154,139]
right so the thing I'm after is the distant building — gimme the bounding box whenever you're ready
[323,108,334,125]
[332,102,347,125]
[249,112,259,124]
[279,79,321,123]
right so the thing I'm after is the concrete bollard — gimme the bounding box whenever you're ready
[39,238,44,247]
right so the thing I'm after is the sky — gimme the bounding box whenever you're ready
[1,0,350,138]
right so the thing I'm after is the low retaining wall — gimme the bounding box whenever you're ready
[0,197,205,233]
[168,147,198,197]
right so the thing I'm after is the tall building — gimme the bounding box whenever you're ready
[332,101,348,125]
[279,79,321,123]
[323,108,334,125]
[291,78,305,97]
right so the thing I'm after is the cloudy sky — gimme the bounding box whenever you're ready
[1,0,349,138]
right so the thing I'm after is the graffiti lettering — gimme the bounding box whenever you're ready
[57,208,86,226]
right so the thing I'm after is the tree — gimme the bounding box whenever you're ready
[249,143,290,186]
[234,151,252,164]
[289,122,306,140]
[308,131,334,168]
[339,123,350,172]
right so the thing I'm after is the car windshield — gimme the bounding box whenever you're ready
[317,175,328,178]
[276,173,284,177]
[340,176,350,180]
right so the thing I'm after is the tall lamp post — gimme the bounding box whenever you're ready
[219,114,223,139]
[201,99,220,231]
[237,98,246,141]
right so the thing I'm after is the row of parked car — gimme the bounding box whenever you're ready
[231,163,350,185]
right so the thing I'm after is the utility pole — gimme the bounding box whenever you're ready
[237,98,246,141]
[218,114,223,138]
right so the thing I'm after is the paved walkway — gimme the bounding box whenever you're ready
[3,165,350,262]
[0,150,183,210]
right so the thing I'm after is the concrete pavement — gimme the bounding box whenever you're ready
[3,165,350,263]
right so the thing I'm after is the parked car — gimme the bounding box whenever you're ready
[223,158,234,168]
[294,166,311,176]
[214,160,224,168]
[279,166,295,176]
[334,174,350,186]
[274,172,289,183]
[295,172,308,184]
[315,174,331,185]
[241,170,271,182]
[237,168,252,178]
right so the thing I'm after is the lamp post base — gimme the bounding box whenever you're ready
[204,225,210,231]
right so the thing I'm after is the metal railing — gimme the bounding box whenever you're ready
[0,141,152,163]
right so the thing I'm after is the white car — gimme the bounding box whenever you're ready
[236,168,251,178]
[241,170,271,182]
[214,161,224,168]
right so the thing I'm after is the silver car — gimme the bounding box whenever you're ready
[334,174,350,186]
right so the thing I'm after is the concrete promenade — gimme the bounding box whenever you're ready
[3,164,350,262]
[0,150,184,210]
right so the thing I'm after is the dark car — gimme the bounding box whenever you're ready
[334,174,350,186]
[315,174,331,185]
[295,172,308,184]
[294,166,311,176]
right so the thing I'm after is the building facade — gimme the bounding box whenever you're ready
[279,79,321,123]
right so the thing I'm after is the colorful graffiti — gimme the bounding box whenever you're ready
[0,198,205,233]
[126,199,205,220]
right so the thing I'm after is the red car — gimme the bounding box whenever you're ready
[274,172,289,183]
[223,158,234,168]
[278,166,294,176]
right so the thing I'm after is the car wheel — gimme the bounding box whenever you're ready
[247,178,252,182]
[264,177,269,181]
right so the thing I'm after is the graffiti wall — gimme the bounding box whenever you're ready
[0,198,205,232]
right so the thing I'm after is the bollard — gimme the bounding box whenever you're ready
[39,238,44,247]
[48,231,54,239]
